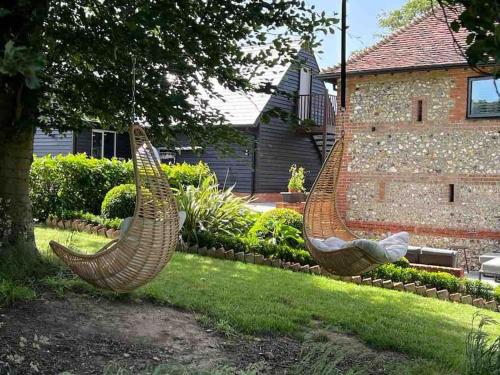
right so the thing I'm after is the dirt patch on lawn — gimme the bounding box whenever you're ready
[0,294,410,374]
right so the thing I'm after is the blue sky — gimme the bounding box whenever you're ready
[308,0,408,69]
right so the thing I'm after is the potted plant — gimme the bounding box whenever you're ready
[281,164,306,203]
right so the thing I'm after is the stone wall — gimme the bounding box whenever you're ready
[340,68,500,269]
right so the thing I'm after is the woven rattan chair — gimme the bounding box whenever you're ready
[50,124,179,292]
[304,134,382,276]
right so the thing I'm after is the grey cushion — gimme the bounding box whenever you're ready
[481,257,500,275]
[310,232,409,264]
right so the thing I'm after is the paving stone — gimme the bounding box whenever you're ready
[415,285,427,296]
[484,301,497,311]
[449,293,461,302]
[271,259,282,268]
[198,246,208,256]
[382,280,393,289]
[472,298,485,308]
[349,276,361,284]
[263,258,273,266]
[235,252,245,262]
[105,229,115,238]
[187,245,198,254]
[214,248,226,258]
[372,279,383,287]
[57,221,65,229]
[77,222,87,231]
[84,224,93,234]
[291,263,300,272]
[404,283,416,293]
[224,249,235,260]
[310,265,321,274]
[207,247,217,257]
[111,230,121,239]
[436,290,449,300]
[245,253,255,264]
[64,220,73,229]
[393,282,404,291]
[98,227,107,237]
[254,254,264,265]
[362,278,372,286]
[460,295,473,305]
[300,265,310,273]
[425,288,437,298]
[283,262,291,270]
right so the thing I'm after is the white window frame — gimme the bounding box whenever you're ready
[91,129,117,158]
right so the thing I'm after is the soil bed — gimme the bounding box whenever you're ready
[0,293,409,374]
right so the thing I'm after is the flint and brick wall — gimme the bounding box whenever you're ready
[339,68,500,270]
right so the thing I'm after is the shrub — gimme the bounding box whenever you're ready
[462,280,494,301]
[30,154,133,220]
[30,154,213,220]
[494,286,500,304]
[101,184,136,219]
[249,208,304,247]
[288,164,305,192]
[195,231,314,265]
[162,161,212,189]
[367,263,496,300]
[175,175,254,242]
[465,314,500,375]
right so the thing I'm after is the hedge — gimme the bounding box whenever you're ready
[366,263,495,301]
[30,154,211,220]
[195,231,314,266]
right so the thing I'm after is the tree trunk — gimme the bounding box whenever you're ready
[0,126,37,257]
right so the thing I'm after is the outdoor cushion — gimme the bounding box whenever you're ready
[310,232,409,263]
[481,257,500,275]
[420,247,458,268]
[479,252,500,264]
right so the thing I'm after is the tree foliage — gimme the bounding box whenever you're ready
[1,1,336,149]
[378,0,433,32]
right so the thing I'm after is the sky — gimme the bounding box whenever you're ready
[307,0,409,70]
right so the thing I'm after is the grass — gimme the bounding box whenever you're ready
[18,227,500,373]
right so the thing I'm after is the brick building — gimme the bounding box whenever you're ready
[320,8,499,269]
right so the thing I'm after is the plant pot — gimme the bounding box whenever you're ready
[280,191,306,203]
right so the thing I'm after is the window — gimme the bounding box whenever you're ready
[468,77,500,118]
[448,184,455,203]
[298,68,312,120]
[416,100,423,122]
[91,130,116,158]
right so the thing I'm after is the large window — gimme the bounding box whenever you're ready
[91,130,116,158]
[468,76,500,118]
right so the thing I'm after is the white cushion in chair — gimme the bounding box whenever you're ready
[310,232,409,264]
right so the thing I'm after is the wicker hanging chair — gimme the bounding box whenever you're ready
[50,124,179,292]
[303,128,383,276]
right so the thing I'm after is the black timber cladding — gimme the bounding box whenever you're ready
[254,49,323,193]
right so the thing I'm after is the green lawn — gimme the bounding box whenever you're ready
[35,226,500,374]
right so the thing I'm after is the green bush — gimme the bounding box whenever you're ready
[175,175,255,242]
[249,208,304,247]
[494,286,500,304]
[195,231,314,265]
[162,161,212,189]
[30,154,213,220]
[367,263,495,300]
[30,154,133,220]
[101,184,136,219]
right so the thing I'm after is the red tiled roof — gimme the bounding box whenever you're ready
[321,7,468,77]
